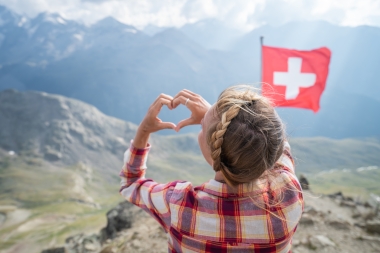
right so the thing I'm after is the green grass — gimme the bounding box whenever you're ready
[0,155,121,252]
[290,137,380,173]
[305,166,380,199]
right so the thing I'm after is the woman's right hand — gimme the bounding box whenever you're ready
[172,89,211,132]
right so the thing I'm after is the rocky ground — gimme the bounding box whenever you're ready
[41,190,380,253]
[292,191,380,253]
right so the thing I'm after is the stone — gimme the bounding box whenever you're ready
[328,220,350,230]
[41,248,66,253]
[65,233,101,253]
[365,220,380,234]
[132,239,141,248]
[309,235,336,248]
[328,191,343,199]
[353,206,376,220]
[292,239,300,246]
[303,206,318,215]
[299,174,309,190]
[83,243,97,251]
[356,235,380,242]
[340,200,356,208]
[300,214,314,226]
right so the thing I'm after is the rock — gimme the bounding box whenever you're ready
[309,235,336,248]
[340,200,356,208]
[100,201,134,242]
[41,248,66,253]
[356,235,380,242]
[353,206,376,220]
[292,239,300,247]
[365,220,380,234]
[328,219,350,230]
[299,174,310,190]
[328,191,343,199]
[131,239,141,248]
[300,214,314,226]
[100,245,116,253]
[303,205,318,215]
[65,233,101,253]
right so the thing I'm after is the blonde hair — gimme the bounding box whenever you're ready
[207,85,285,188]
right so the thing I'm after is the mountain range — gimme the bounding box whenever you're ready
[0,5,379,138]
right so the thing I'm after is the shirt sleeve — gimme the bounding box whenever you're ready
[119,141,179,232]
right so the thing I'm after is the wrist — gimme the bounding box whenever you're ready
[134,127,151,149]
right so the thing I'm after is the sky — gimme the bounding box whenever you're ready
[1,0,380,31]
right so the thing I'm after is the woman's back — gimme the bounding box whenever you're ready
[120,141,303,252]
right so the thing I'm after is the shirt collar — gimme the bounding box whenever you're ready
[196,179,269,198]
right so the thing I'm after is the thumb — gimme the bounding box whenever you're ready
[159,121,177,130]
[175,118,194,132]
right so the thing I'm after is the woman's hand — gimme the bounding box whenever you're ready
[133,93,176,148]
[172,89,211,132]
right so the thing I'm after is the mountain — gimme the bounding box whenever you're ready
[0,6,379,138]
[179,19,244,50]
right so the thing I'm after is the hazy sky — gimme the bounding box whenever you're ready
[1,0,380,31]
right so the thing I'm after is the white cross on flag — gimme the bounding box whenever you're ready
[262,46,331,112]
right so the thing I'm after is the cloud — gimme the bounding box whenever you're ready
[0,0,379,30]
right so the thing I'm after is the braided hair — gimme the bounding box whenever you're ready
[207,85,285,187]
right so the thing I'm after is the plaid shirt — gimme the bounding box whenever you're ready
[119,141,304,253]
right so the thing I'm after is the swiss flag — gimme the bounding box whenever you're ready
[262,46,331,112]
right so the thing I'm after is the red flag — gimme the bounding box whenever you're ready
[262,45,331,112]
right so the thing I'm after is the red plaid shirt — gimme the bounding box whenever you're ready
[119,141,304,253]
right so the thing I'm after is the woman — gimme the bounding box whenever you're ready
[119,85,304,252]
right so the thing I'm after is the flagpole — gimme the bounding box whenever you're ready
[260,36,264,91]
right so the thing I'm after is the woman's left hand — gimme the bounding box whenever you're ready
[133,93,176,148]
[139,93,176,133]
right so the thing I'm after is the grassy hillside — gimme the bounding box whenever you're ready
[290,137,380,173]
[0,153,120,252]
[307,166,380,199]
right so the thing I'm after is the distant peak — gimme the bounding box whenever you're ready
[33,12,67,25]
[93,17,135,30]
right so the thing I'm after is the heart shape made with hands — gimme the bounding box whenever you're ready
[146,90,211,133]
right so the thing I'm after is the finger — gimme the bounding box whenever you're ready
[153,97,173,111]
[159,121,177,131]
[175,117,195,132]
[183,89,198,97]
[172,96,194,109]
[153,94,174,108]
[172,91,197,108]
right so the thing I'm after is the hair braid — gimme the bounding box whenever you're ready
[210,104,240,172]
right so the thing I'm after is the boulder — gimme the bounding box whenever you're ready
[100,201,134,242]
